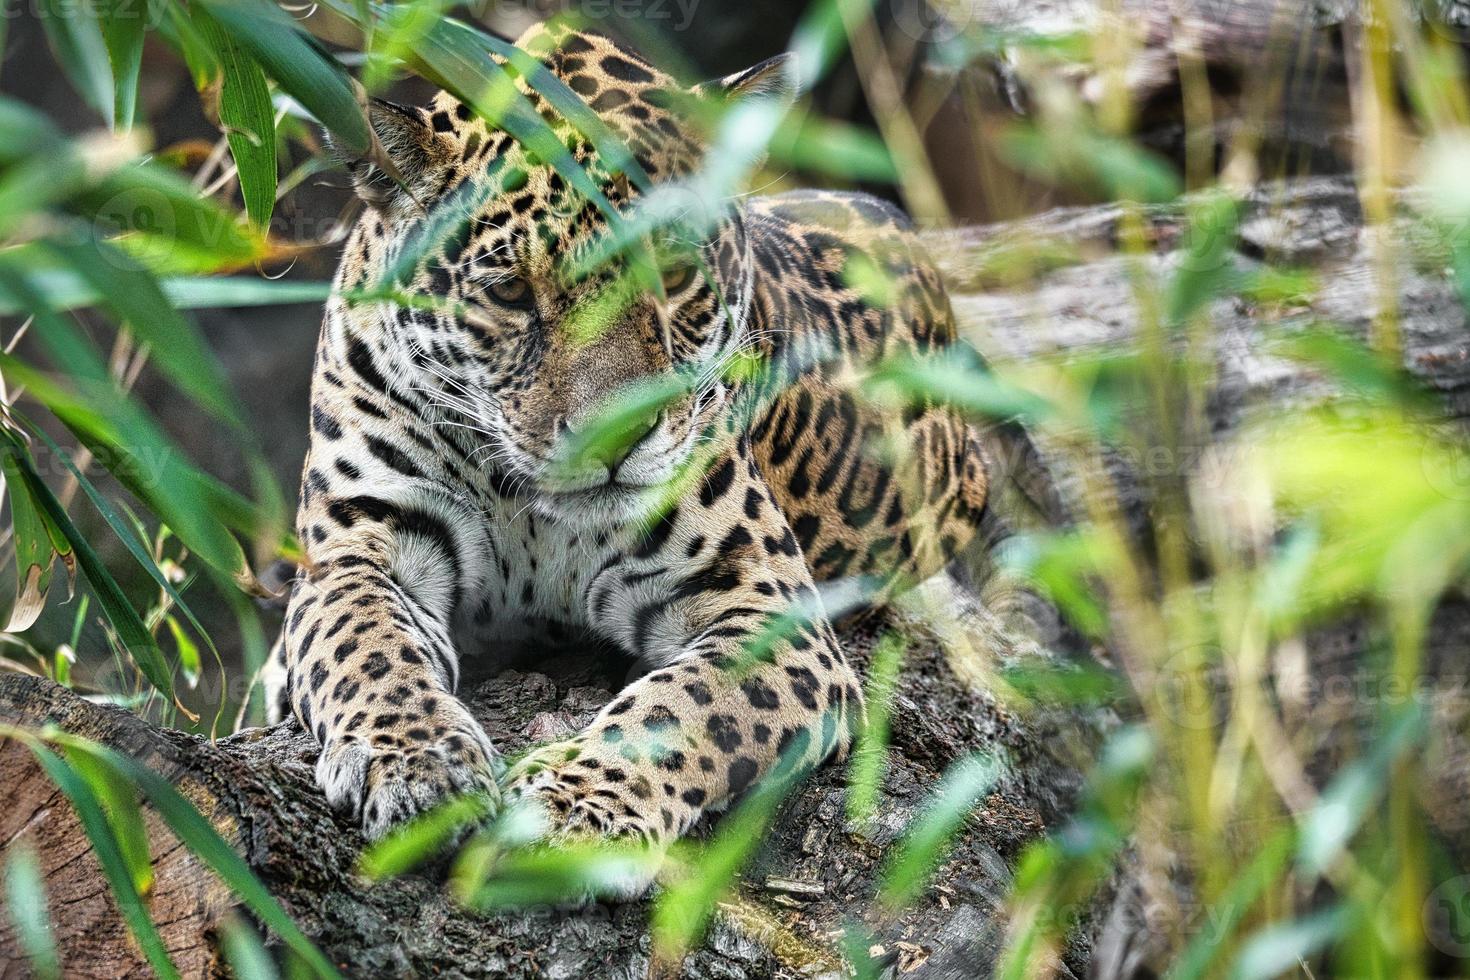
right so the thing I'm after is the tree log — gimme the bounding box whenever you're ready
[2,176,1468,978]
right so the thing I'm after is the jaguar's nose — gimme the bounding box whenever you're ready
[559,412,660,472]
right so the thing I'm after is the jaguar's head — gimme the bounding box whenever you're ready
[329,23,794,526]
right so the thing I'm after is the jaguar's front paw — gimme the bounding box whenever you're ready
[316,699,503,838]
[501,741,672,898]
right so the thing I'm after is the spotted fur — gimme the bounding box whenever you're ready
[263,23,988,872]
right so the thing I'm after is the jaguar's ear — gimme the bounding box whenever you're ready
[327,98,450,210]
[712,53,797,109]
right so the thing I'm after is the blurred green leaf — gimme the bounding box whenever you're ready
[877,753,1002,910]
[652,737,815,958]
[1298,705,1425,877]
[1166,192,1240,327]
[846,631,903,826]
[1271,327,1434,410]
[23,741,180,979]
[770,115,895,182]
[38,237,246,428]
[3,844,61,980]
[220,914,280,980]
[56,736,343,979]
[62,744,153,896]
[359,793,494,880]
[1230,905,1351,980]
[0,270,331,314]
[867,345,1054,425]
[98,0,146,128]
[469,841,659,911]
[1003,123,1181,204]
[37,0,114,125]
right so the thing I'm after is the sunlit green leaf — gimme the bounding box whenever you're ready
[359,792,494,880]
[193,7,278,228]
[62,744,153,896]
[55,736,343,980]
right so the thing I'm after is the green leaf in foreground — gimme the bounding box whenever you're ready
[37,0,114,125]
[21,740,180,979]
[54,736,343,980]
[358,792,495,880]
[197,0,370,155]
[1230,905,1351,980]
[98,0,146,128]
[193,7,278,228]
[0,453,66,633]
[877,753,1002,910]
[846,631,904,826]
[0,430,173,702]
[652,736,816,959]
[3,844,62,980]
[220,914,281,980]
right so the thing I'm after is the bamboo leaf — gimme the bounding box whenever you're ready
[195,0,370,155]
[193,7,278,228]
[36,0,114,125]
[23,741,180,979]
[0,430,173,700]
[61,744,154,897]
[0,454,59,632]
[39,237,246,429]
[59,738,344,980]
[98,0,148,128]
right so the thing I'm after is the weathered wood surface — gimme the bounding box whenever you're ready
[1,176,1467,978]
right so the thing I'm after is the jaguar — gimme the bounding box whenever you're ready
[263,22,991,879]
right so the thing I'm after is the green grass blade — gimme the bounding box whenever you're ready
[877,754,1003,910]
[3,844,62,980]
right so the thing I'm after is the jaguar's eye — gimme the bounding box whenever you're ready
[486,276,533,307]
[660,262,697,296]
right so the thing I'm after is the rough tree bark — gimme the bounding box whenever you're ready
[1,176,1467,979]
